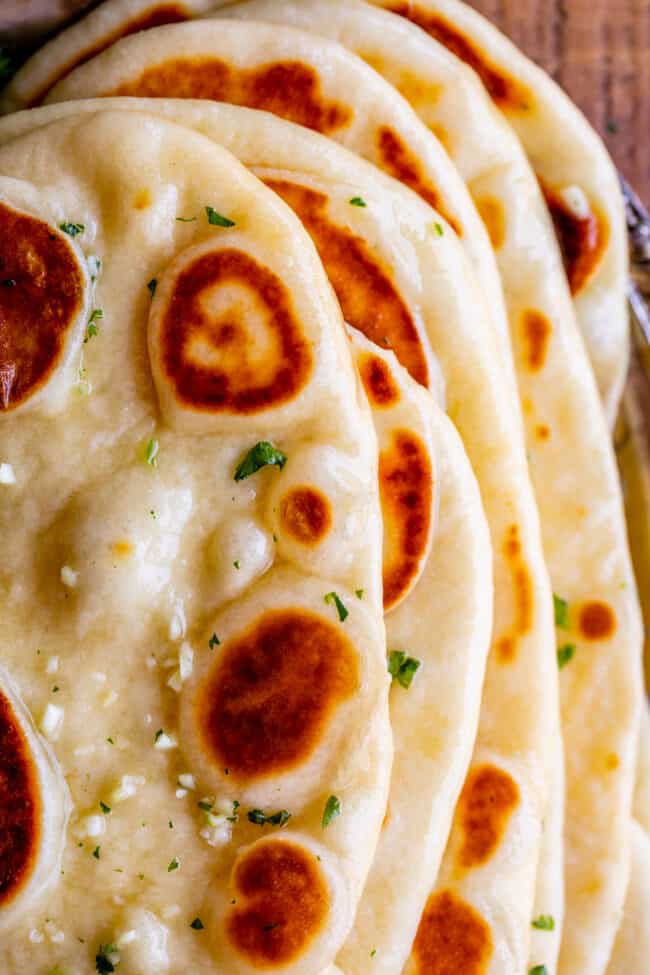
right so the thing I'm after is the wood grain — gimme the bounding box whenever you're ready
[468,0,650,205]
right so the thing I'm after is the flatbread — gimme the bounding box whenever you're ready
[605,821,650,975]
[0,108,391,975]
[174,7,641,972]
[369,0,629,425]
[0,100,502,971]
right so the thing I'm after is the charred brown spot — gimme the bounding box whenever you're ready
[113,58,352,134]
[265,179,429,387]
[535,423,551,441]
[542,185,608,295]
[0,203,85,412]
[30,4,190,105]
[475,195,506,250]
[578,600,617,641]
[375,126,463,236]
[380,428,434,612]
[520,309,552,373]
[197,609,358,780]
[133,189,152,210]
[358,352,402,407]
[226,840,329,965]
[0,691,40,907]
[157,248,312,415]
[279,487,332,546]
[388,3,532,111]
[496,524,534,663]
[457,765,519,869]
[412,889,493,975]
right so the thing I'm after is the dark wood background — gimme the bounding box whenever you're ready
[468,0,650,205]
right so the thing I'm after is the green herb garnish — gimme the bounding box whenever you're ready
[553,594,570,629]
[95,944,118,974]
[206,206,235,228]
[92,846,101,859]
[531,915,555,931]
[167,856,180,872]
[322,795,341,828]
[99,801,111,815]
[432,222,444,237]
[154,729,164,743]
[87,255,102,281]
[557,644,576,669]
[349,196,367,207]
[208,633,221,649]
[355,589,364,599]
[176,216,197,222]
[324,592,348,622]
[147,278,157,297]
[234,442,287,481]
[227,800,240,823]
[233,560,241,570]
[387,650,421,688]
[60,222,84,238]
[190,917,204,930]
[247,808,291,827]
[85,308,103,342]
[145,438,159,467]
[529,967,548,975]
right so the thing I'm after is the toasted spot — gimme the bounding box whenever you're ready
[412,889,493,975]
[606,753,620,771]
[197,609,358,780]
[361,53,444,107]
[475,195,506,250]
[429,122,452,154]
[110,540,133,558]
[375,126,463,236]
[542,185,608,295]
[535,423,551,441]
[226,839,329,966]
[495,524,534,663]
[457,765,519,868]
[520,309,552,373]
[133,189,152,210]
[113,58,352,134]
[30,4,190,105]
[0,691,40,907]
[578,601,616,641]
[265,179,429,386]
[156,248,312,415]
[0,202,85,412]
[380,428,434,612]
[279,487,332,546]
[388,3,532,111]
[358,352,402,407]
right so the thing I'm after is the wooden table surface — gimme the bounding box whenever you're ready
[468,0,650,206]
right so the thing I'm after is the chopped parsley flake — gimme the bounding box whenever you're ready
[60,222,84,238]
[167,856,180,872]
[387,650,421,689]
[227,800,240,823]
[99,801,111,815]
[370,948,377,958]
[95,944,119,974]
[190,917,204,930]
[247,808,291,827]
[52,685,60,693]
[557,644,576,669]
[234,442,287,481]
[532,915,555,931]
[529,968,548,975]
[324,592,348,622]
[154,729,164,743]
[355,589,364,599]
[85,308,103,342]
[322,795,341,828]
[169,820,174,829]
[208,633,220,649]
[176,215,197,222]
[145,438,159,467]
[87,255,102,281]
[206,206,236,227]
[92,846,101,859]
[197,799,214,812]
[147,278,157,297]
[553,594,570,629]
[432,222,444,237]
[349,196,367,207]
[106,737,114,745]
[233,559,241,570]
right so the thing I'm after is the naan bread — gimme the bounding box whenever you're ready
[605,821,650,975]
[0,100,502,972]
[166,7,640,972]
[19,11,563,953]
[369,0,629,425]
[0,108,391,975]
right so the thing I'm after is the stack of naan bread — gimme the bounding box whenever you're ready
[0,2,646,973]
